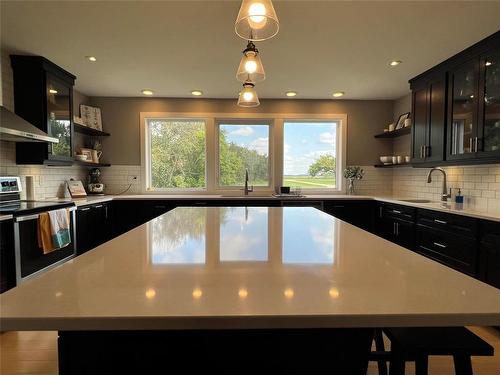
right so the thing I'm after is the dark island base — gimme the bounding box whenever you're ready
[58,328,374,374]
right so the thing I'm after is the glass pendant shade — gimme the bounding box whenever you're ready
[237,81,260,107]
[235,0,279,41]
[236,42,265,82]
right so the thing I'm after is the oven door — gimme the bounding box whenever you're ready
[14,208,76,284]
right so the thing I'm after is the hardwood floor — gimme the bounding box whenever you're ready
[1,327,499,374]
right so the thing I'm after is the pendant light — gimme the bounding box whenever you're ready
[237,81,260,107]
[236,41,265,83]
[235,0,279,41]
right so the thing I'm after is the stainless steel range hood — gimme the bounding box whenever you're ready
[0,106,59,143]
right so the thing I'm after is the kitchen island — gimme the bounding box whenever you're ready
[1,207,500,373]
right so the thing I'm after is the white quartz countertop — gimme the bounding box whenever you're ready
[51,194,500,222]
[1,207,499,331]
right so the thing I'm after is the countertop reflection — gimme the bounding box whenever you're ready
[149,207,336,265]
[1,207,500,331]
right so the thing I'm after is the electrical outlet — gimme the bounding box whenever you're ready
[128,175,138,183]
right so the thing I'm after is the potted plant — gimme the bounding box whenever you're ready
[343,166,364,195]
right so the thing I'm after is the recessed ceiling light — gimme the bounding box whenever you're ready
[389,60,402,66]
[285,91,297,97]
[141,89,154,96]
[49,89,58,94]
[485,61,492,66]
[332,92,344,98]
[191,90,203,96]
[86,56,97,62]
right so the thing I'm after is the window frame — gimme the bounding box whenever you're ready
[142,115,210,192]
[215,118,274,193]
[282,119,344,193]
[140,112,347,195]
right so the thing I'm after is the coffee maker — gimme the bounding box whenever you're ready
[87,168,105,194]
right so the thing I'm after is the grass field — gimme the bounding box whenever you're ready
[283,175,336,188]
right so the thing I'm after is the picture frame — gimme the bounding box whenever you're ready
[80,104,102,131]
[79,148,94,162]
[395,112,410,130]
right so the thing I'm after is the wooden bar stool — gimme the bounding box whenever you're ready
[370,327,494,375]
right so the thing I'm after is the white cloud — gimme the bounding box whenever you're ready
[319,132,335,144]
[230,126,254,136]
[249,137,269,156]
[284,150,334,175]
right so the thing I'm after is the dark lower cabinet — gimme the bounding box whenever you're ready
[322,200,374,232]
[479,220,500,288]
[415,209,479,276]
[415,226,477,276]
[0,219,15,293]
[375,203,415,249]
[76,203,110,255]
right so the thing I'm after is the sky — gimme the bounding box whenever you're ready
[284,122,337,176]
[220,122,337,176]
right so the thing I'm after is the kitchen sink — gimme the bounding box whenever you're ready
[399,199,433,203]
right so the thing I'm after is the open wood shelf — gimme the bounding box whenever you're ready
[73,123,110,137]
[374,164,412,168]
[74,160,111,167]
[374,126,411,139]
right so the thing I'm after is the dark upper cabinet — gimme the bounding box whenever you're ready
[409,31,500,166]
[410,74,447,164]
[477,50,500,158]
[10,55,76,165]
[447,58,480,161]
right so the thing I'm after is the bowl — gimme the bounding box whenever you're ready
[380,156,392,164]
[75,154,88,161]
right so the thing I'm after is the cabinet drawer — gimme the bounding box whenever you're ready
[481,220,500,245]
[417,209,478,238]
[380,203,415,222]
[416,225,478,275]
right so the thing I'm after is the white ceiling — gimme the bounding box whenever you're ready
[1,1,499,100]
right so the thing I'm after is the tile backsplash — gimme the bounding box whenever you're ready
[393,165,500,213]
[0,141,87,200]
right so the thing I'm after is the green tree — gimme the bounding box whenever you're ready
[308,154,336,177]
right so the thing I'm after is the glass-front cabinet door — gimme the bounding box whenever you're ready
[46,73,73,160]
[478,51,500,157]
[447,59,479,160]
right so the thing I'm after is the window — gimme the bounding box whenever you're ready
[283,121,339,190]
[142,113,345,194]
[217,122,271,188]
[146,119,206,190]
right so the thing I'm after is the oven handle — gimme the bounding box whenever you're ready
[14,206,77,222]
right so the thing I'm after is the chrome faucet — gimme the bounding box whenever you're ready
[426,167,451,202]
[242,168,253,195]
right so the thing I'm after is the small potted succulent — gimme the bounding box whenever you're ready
[343,166,364,195]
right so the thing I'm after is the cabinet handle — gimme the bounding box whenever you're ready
[154,205,167,209]
[94,204,103,208]
[425,145,430,157]
[333,205,345,208]
[474,137,479,153]
[395,222,399,236]
[393,222,396,235]
[379,206,383,218]
[433,242,447,248]
[420,145,424,159]
[194,202,207,206]
[434,219,447,224]
[392,210,402,214]
[80,207,90,211]
[469,138,473,153]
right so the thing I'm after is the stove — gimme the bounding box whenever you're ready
[0,176,75,216]
[0,176,77,287]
